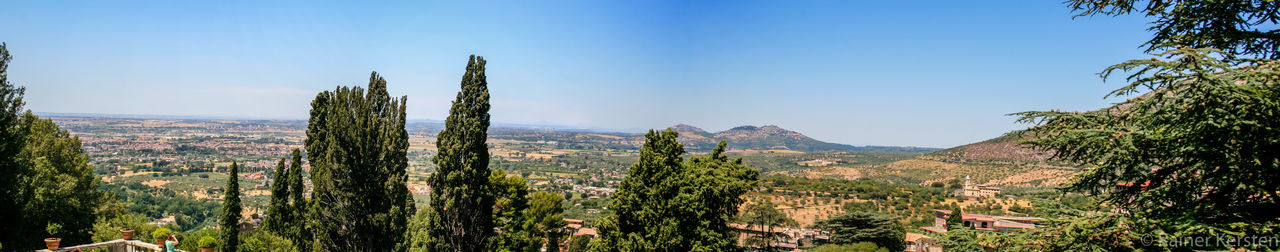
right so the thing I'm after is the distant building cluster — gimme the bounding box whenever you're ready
[241,171,266,180]
[921,209,1043,234]
[573,185,616,196]
[559,219,597,251]
[406,184,431,195]
[728,223,829,250]
[911,209,1044,251]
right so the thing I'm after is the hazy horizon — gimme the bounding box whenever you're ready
[3,1,1155,148]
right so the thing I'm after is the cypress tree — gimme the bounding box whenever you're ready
[219,162,242,252]
[285,149,310,251]
[305,72,413,251]
[263,158,290,234]
[425,55,495,252]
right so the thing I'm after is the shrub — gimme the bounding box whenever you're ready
[91,214,158,242]
[46,223,62,237]
[198,236,217,248]
[239,230,294,252]
[152,227,172,240]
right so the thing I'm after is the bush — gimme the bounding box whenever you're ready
[152,227,172,240]
[239,230,294,252]
[567,235,591,252]
[175,228,218,252]
[198,236,217,248]
[811,242,889,252]
[91,214,158,242]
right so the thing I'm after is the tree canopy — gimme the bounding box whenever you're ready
[814,210,905,252]
[592,131,759,251]
[1067,0,1280,58]
[264,149,309,251]
[424,55,496,252]
[15,112,110,246]
[527,191,568,252]
[1015,47,1280,237]
[305,72,414,251]
[488,169,538,252]
[0,43,111,249]
[740,198,796,251]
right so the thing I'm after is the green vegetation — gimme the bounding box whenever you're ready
[528,191,568,252]
[815,210,905,251]
[100,182,220,231]
[218,162,241,252]
[46,223,62,238]
[264,149,309,251]
[421,55,496,252]
[1067,0,1280,59]
[152,227,172,240]
[810,242,890,252]
[1018,47,1280,239]
[591,131,759,251]
[305,72,414,251]
[8,2,1275,249]
[238,230,294,252]
[264,157,289,232]
[488,169,538,251]
[91,214,157,242]
[740,197,796,251]
[938,197,1161,251]
[567,236,590,252]
[0,43,113,249]
[1011,1,1280,249]
[198,236,216,248]
[944,207,962,229]
[0,42,27,249]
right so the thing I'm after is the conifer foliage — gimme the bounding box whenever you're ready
[425,55,496,252]
[264,149,309,251]
[592,131,759,251]
[285,149,308,251]
[219,162,241,252]
[815,210,905,252]
[305,72,414,251]
[264,157,290,233]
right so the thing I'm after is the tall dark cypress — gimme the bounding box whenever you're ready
[285,149,310,251]
[305,72,413,251]
[263,158,290,234]
[426,55,494,252]
[219,162,242,252]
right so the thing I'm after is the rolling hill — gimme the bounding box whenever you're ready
[872,132,1083,190]
[666,124,938,152]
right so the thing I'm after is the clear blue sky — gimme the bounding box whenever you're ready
[2,0,1154,148]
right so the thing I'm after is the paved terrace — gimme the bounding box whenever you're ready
[35,239,186,252]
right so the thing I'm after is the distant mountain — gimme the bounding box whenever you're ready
[666,124,938,152]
